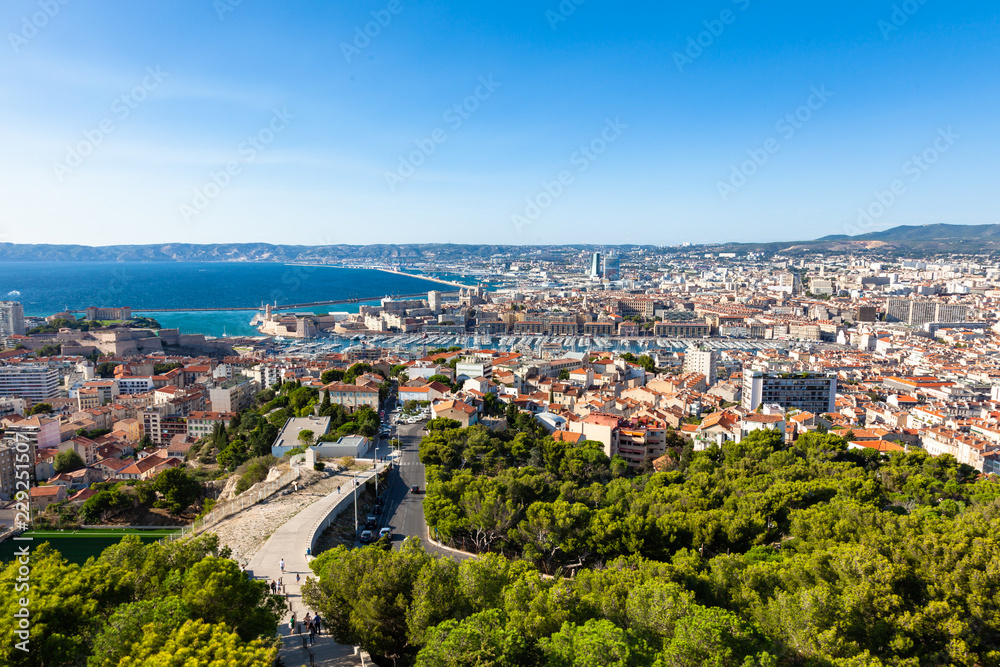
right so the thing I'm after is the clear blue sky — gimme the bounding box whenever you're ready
[0,0,996,246]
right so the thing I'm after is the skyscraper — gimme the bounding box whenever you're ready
[0,302,25,337]
[603,253,620,281]
[589,252,602,279]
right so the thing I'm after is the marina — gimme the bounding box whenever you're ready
[268,330,798,358]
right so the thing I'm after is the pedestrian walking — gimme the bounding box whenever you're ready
[314,614,322,635]
[288,613,295,632]
[270,580,276,594]
[304,612,311,625]
[309,623,316,645]
[296,572,301,583]
[279,558,285,573]
[337,485,341,493]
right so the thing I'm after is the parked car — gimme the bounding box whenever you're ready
[365,514,378,529]
[359,530,374,544]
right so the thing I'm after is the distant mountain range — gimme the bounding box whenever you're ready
[706,224,1000,257]
[0,224,997,261]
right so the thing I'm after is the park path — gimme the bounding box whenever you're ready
[248,466,382,666]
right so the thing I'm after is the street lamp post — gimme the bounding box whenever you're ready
[353,470,358,535]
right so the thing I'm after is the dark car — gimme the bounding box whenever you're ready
[410,484,420,494]
[365,514,378,529]
[359,530,374,544]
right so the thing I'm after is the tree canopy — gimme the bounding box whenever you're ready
[0,535,280,667]
[301,422,1000,667]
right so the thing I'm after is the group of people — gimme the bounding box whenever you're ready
[288,611,323,647]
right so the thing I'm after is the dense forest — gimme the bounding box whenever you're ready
[0,534,281,666]
[305,421,1000,666]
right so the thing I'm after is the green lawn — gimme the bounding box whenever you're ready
[0,528,180,564]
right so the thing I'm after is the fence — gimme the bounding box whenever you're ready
[162,467,301,543]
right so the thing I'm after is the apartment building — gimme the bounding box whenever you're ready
[0,301,25,337]
[683,349,718,387]
[321,383,379,411]
[653,321,711,337]
[0,440,31,501]
[885,298,969,327]
[187,411,236,440]
[741,369,837,414]
[116,376,155,395]
[208,377,257,413]
[0,365,59,402]
[583,322,615,336]
[5,416,60,450]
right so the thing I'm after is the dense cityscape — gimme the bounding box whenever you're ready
[1,238,1000,664]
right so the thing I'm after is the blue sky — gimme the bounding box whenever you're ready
[0,0,996,246]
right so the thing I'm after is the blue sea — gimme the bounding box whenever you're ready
[0,262,455,337]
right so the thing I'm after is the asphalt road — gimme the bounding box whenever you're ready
[375,420,472,560]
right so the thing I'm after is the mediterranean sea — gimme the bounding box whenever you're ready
[0,262,455,337]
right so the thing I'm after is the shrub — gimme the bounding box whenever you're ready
[234,456,277,495]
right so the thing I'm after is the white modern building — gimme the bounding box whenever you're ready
[0,301,25,337]
[0,366,59,403]
[683,349,718,386]
[742,368,836,415]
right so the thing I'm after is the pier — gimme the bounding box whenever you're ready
[64,291,459,314]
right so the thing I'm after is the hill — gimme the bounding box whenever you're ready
[0,224,998,261]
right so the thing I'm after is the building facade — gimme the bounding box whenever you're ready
[0,301,25,337]
[741,369,837,414]
[0,366,59,403]
[684,349,718,386]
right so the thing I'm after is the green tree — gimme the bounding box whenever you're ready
[180,557,282,641]
[416,609,532,667]
[88,596,190,667]
[321,368,344,384]
[539,619,639,667]
[53,449,85,474]
[117,619,277,667]
[29,402,53,415]
[153,468,201,514]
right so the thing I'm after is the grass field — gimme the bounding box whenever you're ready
[0,528,181,565]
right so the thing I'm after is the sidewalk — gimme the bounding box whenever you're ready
[248,466,381,666]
